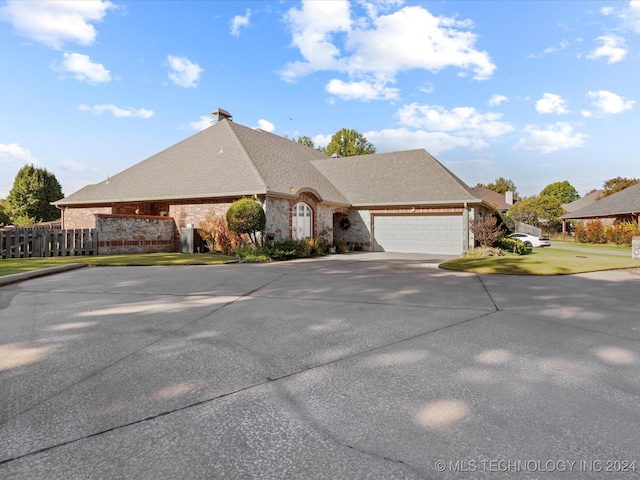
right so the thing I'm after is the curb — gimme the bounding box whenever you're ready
[0,263,86,287]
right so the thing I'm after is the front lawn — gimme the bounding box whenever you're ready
[440,247,640,275]
[0,253,237,277]
[549,236,632,253]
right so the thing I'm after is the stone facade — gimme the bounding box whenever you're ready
[95,214,175,255]
[334,209,371,249]
[264,197,290,242]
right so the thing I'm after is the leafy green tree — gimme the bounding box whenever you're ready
[540,180,580,204]
[6,164,63,226]
[508,195,564,228]
[322,128,376,157]
[0,199,10,225]
[295,136,316,149]
[479,177,519,199]
[226,198,266,246]
[598,176,639,198]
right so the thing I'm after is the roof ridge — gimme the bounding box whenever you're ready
[223,120,270,192]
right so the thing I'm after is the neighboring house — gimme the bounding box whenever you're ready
[561,189,603,215]
[561,184,640,224]
[54,110,495,255]
[472,186,514,213]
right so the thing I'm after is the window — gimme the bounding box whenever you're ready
[292,202,312,239]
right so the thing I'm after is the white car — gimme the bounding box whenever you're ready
[508,233,551,248]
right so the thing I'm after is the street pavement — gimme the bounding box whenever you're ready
[1,253,639,479]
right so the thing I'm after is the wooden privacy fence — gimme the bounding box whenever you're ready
[1,228,97,258]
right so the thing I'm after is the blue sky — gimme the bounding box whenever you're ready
[1,0,638,200]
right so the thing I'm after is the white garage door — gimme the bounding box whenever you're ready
[373,215,463,254]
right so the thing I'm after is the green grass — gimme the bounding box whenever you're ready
[440,247,640,275]
[548,236,632,252]
[0,253,237,277]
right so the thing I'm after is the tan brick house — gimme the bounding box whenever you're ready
[54,110,494,254]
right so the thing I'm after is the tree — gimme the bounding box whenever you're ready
[539,180,580,204]
[226,198,266,246]
[470,215,504,247]
[0,199,10,226]
[198,211,218,253]
[479,177,519,199]
[598,176,639,199]
[322,128,376,157]
[295,136,315,149]
[508,195,564,232]
[6,164,63,226]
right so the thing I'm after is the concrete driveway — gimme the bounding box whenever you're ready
[1,253,639,479]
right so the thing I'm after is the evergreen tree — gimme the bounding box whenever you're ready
[6,164,64,225]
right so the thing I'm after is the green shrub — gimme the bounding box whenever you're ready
[256,239,325,261]
[235,246,270,263]
[226,198,266,246]
[463,247,505,258]
[497,237,530,255]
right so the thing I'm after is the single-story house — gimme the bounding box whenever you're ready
[472,186,514,213]
[54,109,495,255]
[561,189,603,215]
[561,183,640,223]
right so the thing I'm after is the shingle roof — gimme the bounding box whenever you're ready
[312,149,484,207]
[561,189,602,213]
[472,186,512,212]
[55,120,349,206]
[561,183,640,219]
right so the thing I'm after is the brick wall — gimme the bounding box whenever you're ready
[95,214,176,255]
[169,200,234,229]
[62,206,112,229]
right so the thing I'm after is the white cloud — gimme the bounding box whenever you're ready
[257,119,275,132]
[282,0,352,80]
[281,2,496,99]
[230,9,251,36]
[189,115,212,131]
[514,122,587,154]
[535,93,569,114]
[620,1,640,33]
[581,110,593,117]
[489,94,508,106]
[365,128,488,155]
[397,103,514,137]
[587,90,635,114]
[0,143,38,164]
[55,52,111,84]
[0,0,113,50]
[325,78,399,101]
[78,104,154,118]
[587,35,627,63]
[167,55,203,88]
[59,159,86,172]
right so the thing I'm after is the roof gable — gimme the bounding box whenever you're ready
[56,120,348,205]
[312,149,483,206]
